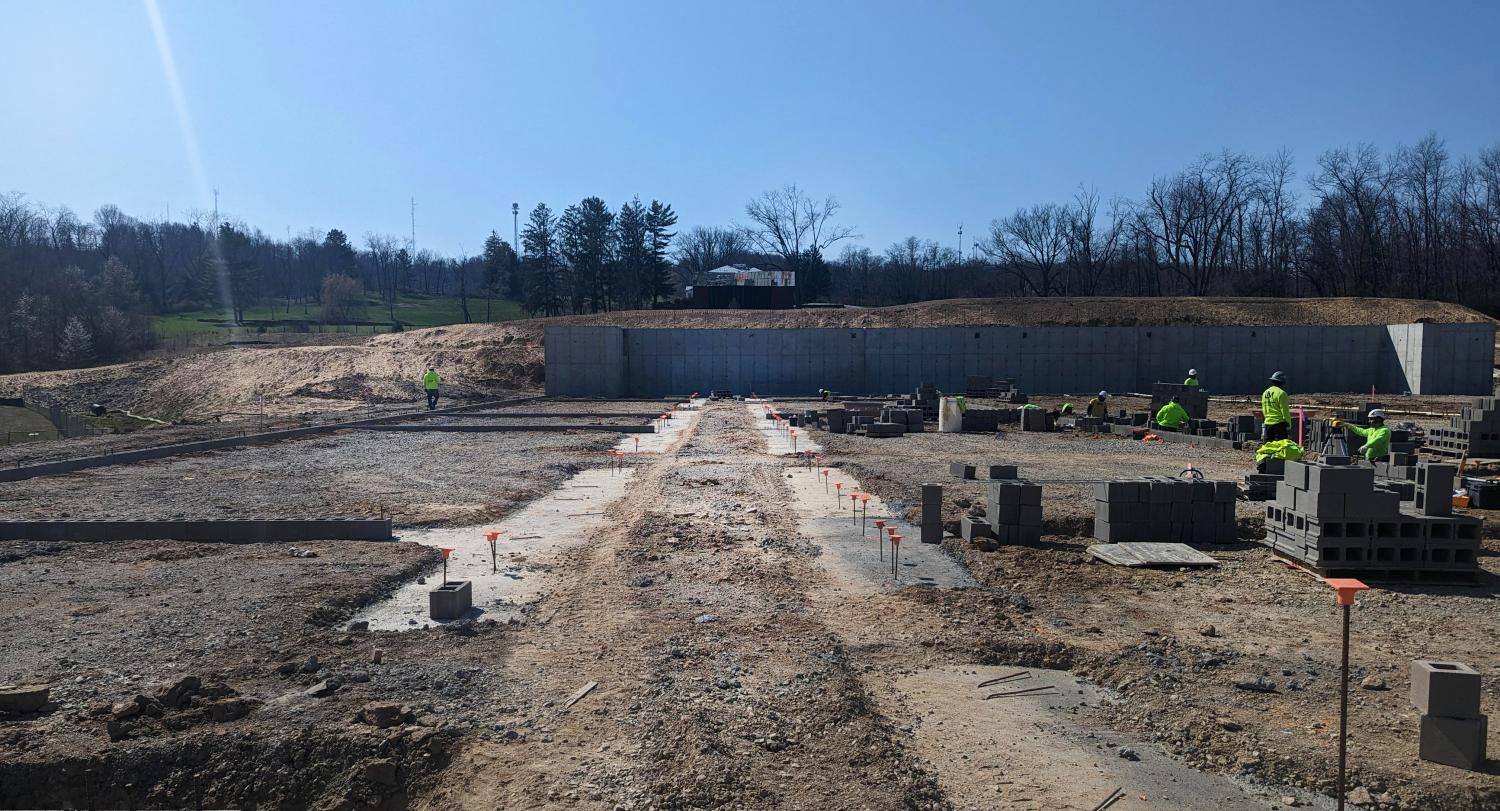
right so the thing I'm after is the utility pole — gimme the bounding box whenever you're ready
[957,223,963,259]
[410,197,416,256]
[512,202,519,254]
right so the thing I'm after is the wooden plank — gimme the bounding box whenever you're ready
[1089,542,1219,567]
[563,680,599,708]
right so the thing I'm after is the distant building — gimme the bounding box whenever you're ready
[682,264,796,309]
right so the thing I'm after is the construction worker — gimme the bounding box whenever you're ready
[1184,369,1200,387]
[422,367,441,410]
[1086,391,1108,418]
[1336,409,1391,463]
[819,388,831,401]
[1059,402,1074,416]
[1261,371,1291,442]
[1154,395,1189,431]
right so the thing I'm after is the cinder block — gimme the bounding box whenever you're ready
[1410,660,1482,718]
[429,580,473,621]
[988,464,1017,479]
[1094,481,1140,501]
[993,503,1021,525]
[1212,481,1238,502]
[993,483,1022,505]
[1275,482,1299,508]
[1415,487,1453,517]
[1018,525,1042,544]
[1017,483,1042,506]
[1295,489,1346,518]
[949,462,976,479]
[1308,465,1375,494]
[1283,461,1311,491]
[1419,714,1487,770]
[1018,505,1042,527]
[961,516,992,542]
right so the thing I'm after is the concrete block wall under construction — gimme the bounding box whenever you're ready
[544,322,1495,397]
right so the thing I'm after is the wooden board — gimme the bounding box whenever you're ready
[1089,542,1219,568]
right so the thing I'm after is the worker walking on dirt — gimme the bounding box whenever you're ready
[422,367,441,410]
[1154,395,1189,431]
[1086,391,1109,418]
[1261,371,1291,442]
[1336,409,1391,463]
[1184,369,1200,387]
[819,388,831,402]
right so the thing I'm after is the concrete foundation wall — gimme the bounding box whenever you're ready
[544,322,1495,397]
[0,519,393,542]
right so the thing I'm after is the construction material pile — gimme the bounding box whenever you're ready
[1092,478,1238,543]
[1425,396,1500,458]
[965,374,1025,403]
[1262,460,1478,580]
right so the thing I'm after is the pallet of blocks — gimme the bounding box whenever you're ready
[1426,396,1500,458]
[1261,460,1479,581]
[1093,477,1237,543]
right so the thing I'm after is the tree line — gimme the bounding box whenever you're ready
[2,132,1497,374]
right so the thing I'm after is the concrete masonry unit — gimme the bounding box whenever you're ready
[0,518,393,542]
[544,322,1495,397]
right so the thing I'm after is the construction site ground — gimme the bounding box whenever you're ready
[2,392,1498,811]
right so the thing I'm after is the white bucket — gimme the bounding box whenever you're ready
[938,396,964,432]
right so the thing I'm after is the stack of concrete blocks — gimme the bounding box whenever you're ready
[865,421,906,438]
[1092,478,1237,543]
[1244,472,1281,501]
[1184,418,1219,437]
[879,406,925,433]
[1420,396,1500,457]
[1218,415,1261,443]
[920,483,943,544]
[1374,451,1420,481]
[986,478,1043,544]
[1020,408,1050,432]
[915,383,939,422]
[1411,660,1487,770]
[1150,383,1209,420]
[965,375,1015,398]
[823,408,848,434]
[961,408,1000,432]
[1262,460,1480,578]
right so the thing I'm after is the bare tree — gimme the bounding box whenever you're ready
[980,203,1071,296]
[740,185,856,301]
[1064,186,1122,296]
[673,225,747,290]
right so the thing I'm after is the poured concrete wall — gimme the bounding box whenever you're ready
[544,322,1495,397]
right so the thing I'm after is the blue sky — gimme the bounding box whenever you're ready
[3,0,1498,257]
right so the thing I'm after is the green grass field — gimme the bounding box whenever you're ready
[150,293,528,338]
[0,405,62,444]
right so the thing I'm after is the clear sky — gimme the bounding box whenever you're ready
[3,0,1498,257]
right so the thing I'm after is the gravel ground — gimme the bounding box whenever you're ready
[0,429,618,527]
[780,397,1500,810]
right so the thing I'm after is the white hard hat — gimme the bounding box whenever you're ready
[1368,409,1387,420]
[1099,390,1108,397]
[1188,369,1197,376]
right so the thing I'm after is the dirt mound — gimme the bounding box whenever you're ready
[501,296,1494,331]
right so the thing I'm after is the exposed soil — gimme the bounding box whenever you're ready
[2,397,1497,810]
[791,401,1500,811]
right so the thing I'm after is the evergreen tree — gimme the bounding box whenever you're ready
[322,229,358,279]
[559,197,615,313]
[615,198,649,309]
[645,200,678,305]
[521,203,564,316]
[481,230,513,320]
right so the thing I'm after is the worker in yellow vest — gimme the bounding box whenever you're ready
[1154,396,1189,431]
[1184,369,1200,386]
[1335,409,1391,463]
[422,367,441,410]
[1086,391,1109,418]
[1261,371,1290,441]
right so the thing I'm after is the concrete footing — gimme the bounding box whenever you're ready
[0,518,393,542]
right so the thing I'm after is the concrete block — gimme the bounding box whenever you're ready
[961,516,992,542]
[949,462,976,479]
[1410,660,1482,718]
[1307,465,1375,494]
[993,503,1021,525]
[1295,489,1345,517]
[1018,483,1042,506]
[1283,461,1312,491]
[993,482,1022,505]
[1018,525,1042,544]
[988,464,1018,480]
[1018,505,1042,527]
[1094,481,1142,501]
[1419,714,1487,770]
[1415,486,1453,517]
[1275,482,1299,508]
[429,580,473,621]
[1213,480,1238,502]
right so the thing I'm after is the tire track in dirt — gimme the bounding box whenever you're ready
[420,402,945,809]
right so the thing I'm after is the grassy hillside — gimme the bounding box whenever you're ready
[151,293,527,338]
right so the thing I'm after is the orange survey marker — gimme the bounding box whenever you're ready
[438,546,454,585]
[483,530,499,542]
